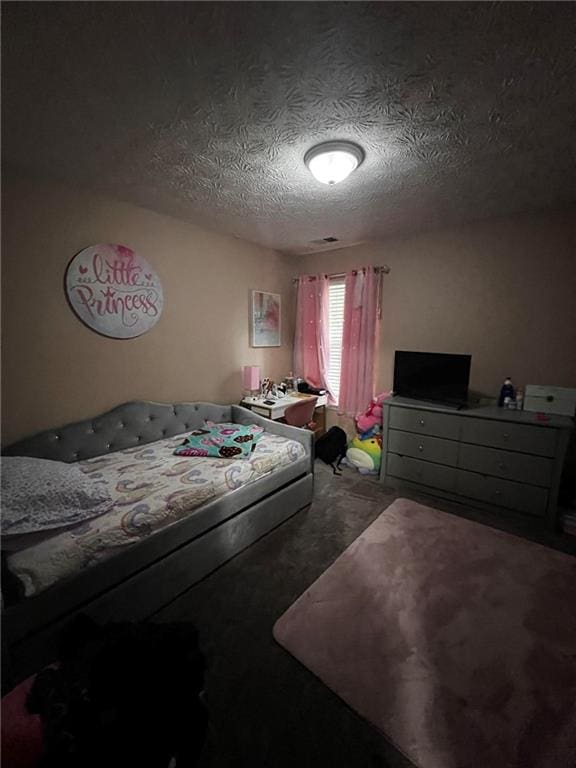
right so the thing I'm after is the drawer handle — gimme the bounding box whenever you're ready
[494,490,502,496]
[502,433,510,440]
[497,462,506,470]
[418,445,424,452]
[419,419,426,426]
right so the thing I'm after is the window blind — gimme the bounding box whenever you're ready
[327,277,345,404]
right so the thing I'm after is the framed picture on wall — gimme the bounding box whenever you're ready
[251,290,281,347]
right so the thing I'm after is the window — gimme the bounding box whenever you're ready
[327,277,345,404]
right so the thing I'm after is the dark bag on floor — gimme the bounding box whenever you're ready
[315,426,347,475]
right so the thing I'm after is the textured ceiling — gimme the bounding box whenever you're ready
[3,2,576,254]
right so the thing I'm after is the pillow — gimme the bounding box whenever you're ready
[1,456,114,538]
[174,423,264,459]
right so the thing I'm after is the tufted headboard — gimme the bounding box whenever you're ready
[3,402,234,463]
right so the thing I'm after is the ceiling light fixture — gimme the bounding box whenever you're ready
[304,141,365,185]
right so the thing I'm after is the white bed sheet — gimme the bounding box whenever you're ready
[6,431,306,597]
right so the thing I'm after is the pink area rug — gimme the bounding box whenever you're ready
[273,499,576,768]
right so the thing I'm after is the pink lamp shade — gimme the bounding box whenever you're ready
[243,365,261,391]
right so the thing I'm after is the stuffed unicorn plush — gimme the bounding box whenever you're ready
[345,392,390,474]
[355,391,390,437]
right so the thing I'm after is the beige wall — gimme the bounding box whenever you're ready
[295,207,576,407]
[1,173,294,444]
[3,172,574,445]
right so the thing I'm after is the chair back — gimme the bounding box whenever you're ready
[283,397,318,428]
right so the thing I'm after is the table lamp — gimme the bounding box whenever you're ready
[243,365,261,397]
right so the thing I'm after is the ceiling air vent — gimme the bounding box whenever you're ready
[295,237,364,256]
[310,236,339,245]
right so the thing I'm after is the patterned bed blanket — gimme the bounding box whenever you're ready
[7,431,306,597]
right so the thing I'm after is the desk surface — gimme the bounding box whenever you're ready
[241,393,327,420]
[242,393,327,406]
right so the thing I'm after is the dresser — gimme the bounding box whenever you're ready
[380,397,573,529]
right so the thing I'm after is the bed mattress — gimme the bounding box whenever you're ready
[6,430,306,597]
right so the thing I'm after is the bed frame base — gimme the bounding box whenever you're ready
[4,472,313,687]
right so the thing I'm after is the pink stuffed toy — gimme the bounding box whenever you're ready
[356,391,390,435]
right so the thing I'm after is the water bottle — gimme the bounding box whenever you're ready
[498,377,515,407]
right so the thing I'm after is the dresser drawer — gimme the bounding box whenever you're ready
[459,444,553,487]
[456,469,548,517]
[387,454,456,492]
[460,418,557,457]
[388,429,459,466]
[389,407,460,440]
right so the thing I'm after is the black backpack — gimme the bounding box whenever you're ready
[315,426,348,475]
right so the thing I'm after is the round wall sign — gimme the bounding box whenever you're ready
[65,244,163,339]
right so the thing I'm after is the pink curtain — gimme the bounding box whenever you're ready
[339,267,380,416]
[293,274,333,399]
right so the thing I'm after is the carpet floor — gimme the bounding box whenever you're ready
[155,463,576,768]
[274,498,576,768]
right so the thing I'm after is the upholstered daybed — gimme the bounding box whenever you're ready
[2,401,313,682]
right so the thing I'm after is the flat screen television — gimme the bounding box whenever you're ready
[393,351,471,408]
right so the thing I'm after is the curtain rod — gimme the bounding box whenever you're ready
[292,265,390,283]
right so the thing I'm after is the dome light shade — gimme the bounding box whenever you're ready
[304,141,364,185]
